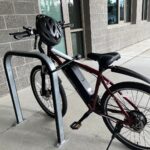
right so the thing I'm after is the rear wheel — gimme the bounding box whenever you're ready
[30,65,67,118]
[101,82,150,150]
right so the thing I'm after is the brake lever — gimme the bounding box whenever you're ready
[23,26,35,35]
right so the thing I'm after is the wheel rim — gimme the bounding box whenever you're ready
[105,88,150,149]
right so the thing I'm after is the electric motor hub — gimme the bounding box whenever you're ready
[128,110,147,133]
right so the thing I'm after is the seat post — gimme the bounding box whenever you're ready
[91,71,103,110]
[98,63,106,72]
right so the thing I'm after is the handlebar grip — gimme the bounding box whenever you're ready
[9,31,29,40]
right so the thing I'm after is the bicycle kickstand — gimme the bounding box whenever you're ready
[70,110,92,130]
[106,121,123,150]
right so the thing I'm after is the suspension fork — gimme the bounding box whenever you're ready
[40,46,62,96]
[41,63,47,96]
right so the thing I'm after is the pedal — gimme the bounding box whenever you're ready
[70,122,82,130]
[70,110,92,130]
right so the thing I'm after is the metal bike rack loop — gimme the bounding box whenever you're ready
[3,51,65,146]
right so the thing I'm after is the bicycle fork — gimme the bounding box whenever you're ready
[41,65,47,96]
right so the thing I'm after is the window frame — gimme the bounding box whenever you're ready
[68,0,85,57]
[108,0,132,25]
[142,0,148,21]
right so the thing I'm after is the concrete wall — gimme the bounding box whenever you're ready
[0,0,39,96]
[90,0,150,53]
[0,0,150,97]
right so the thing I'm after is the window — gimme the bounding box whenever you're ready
[142,0,148,20]
[108,0,132,25]
[126,0,132,22]
[120,0,124,21]
[68,0,84,57]
[108,0,118,24]
[40,0,66,54]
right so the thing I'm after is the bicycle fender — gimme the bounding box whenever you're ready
[111,66,150,84]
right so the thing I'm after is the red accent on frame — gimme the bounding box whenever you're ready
[101,76,130,120]
[123,96,138,110]
[48,51,137,123]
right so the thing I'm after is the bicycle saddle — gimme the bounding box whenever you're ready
[87,52,120,68]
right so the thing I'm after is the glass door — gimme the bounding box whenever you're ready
[68,0,84,57]
[40,0,66,53]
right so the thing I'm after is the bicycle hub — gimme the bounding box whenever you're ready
[128,110,147,133]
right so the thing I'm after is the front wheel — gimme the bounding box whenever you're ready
[101,82,150,150]
[30,65,67,118]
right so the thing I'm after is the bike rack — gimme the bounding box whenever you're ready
[3,51,65,146]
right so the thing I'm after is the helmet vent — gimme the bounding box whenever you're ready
[44,32,49,38]
[46,23,50,31]
[53,25,56,33]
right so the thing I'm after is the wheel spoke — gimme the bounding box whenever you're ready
[135,90,139,105]
[137,93,144,107]
[131,90,135,104]
[121,129,130,137]
[138,132,141,146]
[143,131,147,147]
[143,97,150,114]
[142,131,150,146]
[116,93,126,106]
[145,108,150,116]
[144,131,150,140]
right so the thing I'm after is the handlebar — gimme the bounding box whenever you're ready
[9,26,37,40]
[9,21,74,50]
[9,21,73,40]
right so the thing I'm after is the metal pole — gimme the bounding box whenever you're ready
[4,54,23,123]
[3,51,65,146]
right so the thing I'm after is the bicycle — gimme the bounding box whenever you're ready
[10,14,150,150]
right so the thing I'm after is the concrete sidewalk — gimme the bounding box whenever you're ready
[0,39,150,150]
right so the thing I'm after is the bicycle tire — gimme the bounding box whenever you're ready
[30,65,67,118]
[101,82,150,150]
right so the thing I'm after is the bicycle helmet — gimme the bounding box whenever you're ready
[36,14,62,46]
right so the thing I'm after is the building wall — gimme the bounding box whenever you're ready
[89,0,150,53]
[0,0,150,97]
[0,0,39,96]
